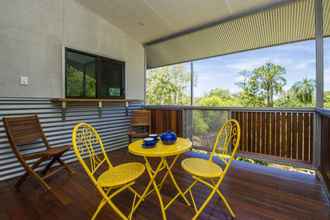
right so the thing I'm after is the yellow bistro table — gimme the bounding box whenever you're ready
[129,137,192,220]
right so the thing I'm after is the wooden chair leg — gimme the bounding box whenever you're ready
[16,157,51,191]
[56,157,74,175]
[16,157,44,189]
[42,157,56,175]
[15,172,29,190]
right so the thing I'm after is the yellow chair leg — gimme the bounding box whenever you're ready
[192,188,217,220]
[216,189,236,218]
[189,189,198,213]
[92,199,107,220]
[106,199,128,220]
[128,194,137,220]
[190,177,236,219]
[92,188,112,220]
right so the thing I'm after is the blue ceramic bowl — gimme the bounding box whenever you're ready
[160,131,177,145]
[143,137,156,148]
[149,134,158,141]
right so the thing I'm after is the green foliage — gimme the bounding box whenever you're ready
[146,61,318,148]
[192,111,209,136]
[324,91,330,108]
[67,66,96,97]
[207,88,231,99]
[290,78,315,104]
[195,88,241,107]
[276,78,315,107]
[146,62,316,108]
[237,63,286,107]
[146,64,191,105]
[236,157,268,166]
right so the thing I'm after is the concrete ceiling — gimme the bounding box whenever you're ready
[75,0,287,44]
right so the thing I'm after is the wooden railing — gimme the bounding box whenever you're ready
[149,109,183,137]
[145,105,315,165]
[319,110,330,191]
[232,110,314,163]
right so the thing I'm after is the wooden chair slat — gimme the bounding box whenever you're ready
[128,110,151,143]
[2,115,73,192]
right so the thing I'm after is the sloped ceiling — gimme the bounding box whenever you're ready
[75,0,286,43]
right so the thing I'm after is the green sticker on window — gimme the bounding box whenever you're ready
[109,88,121,96]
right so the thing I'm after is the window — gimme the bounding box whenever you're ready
[146,63,191,105]
[65,48,125,98]
[193,40,316,108]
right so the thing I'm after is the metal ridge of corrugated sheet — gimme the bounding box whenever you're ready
[0,97,142,181]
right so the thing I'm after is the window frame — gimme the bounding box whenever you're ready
[65,48,126,99]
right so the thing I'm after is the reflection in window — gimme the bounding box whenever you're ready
[66,50,96,97]
[65,48,125,98]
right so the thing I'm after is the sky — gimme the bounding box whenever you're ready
[193,38,330,97]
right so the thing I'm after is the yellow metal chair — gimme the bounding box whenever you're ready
[72,123,145,220]
[181,119,240,219]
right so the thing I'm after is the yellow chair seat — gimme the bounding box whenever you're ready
[97,162,145,187]
[181,158,223,178]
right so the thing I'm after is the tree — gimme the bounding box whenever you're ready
[275,78,315,107]
[237,71,264,107]
[237,63,286,107]
[67,66,96,97]
[207,88,231,99]
[146,64,191,105]
[195,88,241,107]
[324,91,330,108]
[254,63,287,107]
[290,78,315,105]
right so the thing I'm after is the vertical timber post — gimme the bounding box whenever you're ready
[314,0,324,169]
[190,62,194,106]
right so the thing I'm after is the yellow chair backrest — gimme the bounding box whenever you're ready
[210,119,240,178]
[72,123,112,185]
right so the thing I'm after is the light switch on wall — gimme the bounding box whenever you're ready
[20,76,29,85]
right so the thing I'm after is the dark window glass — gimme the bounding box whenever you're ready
[66,50,96,97]
[98,58,125,98]
[65,48,125,99]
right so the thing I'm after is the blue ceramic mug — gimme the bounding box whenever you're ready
[149,134,158,141]
[143,137,156,148]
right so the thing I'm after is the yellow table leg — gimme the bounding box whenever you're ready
[158,155,179,190]
[132,155,191,220]
[162,158,191,206]
[145,158,167,220]
[131,157,165,218]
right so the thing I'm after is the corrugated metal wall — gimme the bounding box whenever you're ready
[0,97,142,181]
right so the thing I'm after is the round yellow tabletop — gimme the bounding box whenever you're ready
[129,137,192,158]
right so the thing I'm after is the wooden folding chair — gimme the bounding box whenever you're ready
[128,110,151,143]
[3,115,73,191]
[180,119,240,219]
[72,123,145,220]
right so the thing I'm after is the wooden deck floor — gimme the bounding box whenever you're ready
[0,149,329,220]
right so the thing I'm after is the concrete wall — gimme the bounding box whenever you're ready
[0,0,145,100]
